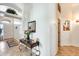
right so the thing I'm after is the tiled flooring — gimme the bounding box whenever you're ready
[0,41,31,56]
[57,46,79,56]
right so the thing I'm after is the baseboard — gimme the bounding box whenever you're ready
[60,44,79,47]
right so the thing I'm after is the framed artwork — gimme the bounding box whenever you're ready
[63,20,70,31]
[28,21,36,32]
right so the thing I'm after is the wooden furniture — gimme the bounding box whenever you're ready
[20,39,39,49]
[20,39,40,56]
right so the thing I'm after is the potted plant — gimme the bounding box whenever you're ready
[24,30,31,43]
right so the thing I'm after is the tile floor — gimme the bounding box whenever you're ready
[57,46,79,56]
[0,41,31,56]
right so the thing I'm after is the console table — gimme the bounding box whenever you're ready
[20,39,39,48]
[20,39,40,56]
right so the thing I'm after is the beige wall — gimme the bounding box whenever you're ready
[60,3,79,47]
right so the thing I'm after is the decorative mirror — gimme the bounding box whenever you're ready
[28,21,36,32]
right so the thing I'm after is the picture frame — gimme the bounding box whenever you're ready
[63,20,70,31]
[28,21,36,32]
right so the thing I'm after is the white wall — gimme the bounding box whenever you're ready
[14,24,22,40]
[13,19,24,41]
[23,4,32,31]
[48,4,58,55]
[29,3,57,56]
[2,18,23,41]
[3,23,14,39]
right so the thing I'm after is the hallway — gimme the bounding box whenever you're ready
[56,3,79,56]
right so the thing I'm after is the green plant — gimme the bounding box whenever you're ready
[24,30,31,40]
